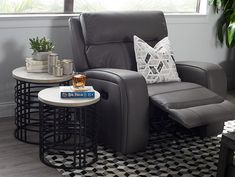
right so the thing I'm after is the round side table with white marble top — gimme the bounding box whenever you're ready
[12,66,72,144]
[38,87,100,169]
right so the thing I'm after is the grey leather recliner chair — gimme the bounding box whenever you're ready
[69,11,235,154]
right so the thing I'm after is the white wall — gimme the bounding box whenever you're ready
[166,10,235,89]
[0,9,233,118]
[167,13,227,64]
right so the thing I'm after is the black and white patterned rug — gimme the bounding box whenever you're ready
[46,120,235,177]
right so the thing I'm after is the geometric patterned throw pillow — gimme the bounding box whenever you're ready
[134,35,181,84]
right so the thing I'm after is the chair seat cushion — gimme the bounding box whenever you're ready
[148,82,235,128]
[148,82,223,109]
[148,82,203,96]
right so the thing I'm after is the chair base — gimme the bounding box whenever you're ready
[194,122,224,137]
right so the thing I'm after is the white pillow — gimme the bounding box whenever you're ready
[133,35,181,84]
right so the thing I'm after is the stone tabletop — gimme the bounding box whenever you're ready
[38,87,100,107]
[12,67,72,84]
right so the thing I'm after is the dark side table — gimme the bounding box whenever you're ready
[38,87,100,169]
[217,132,235,177]
[12,67,72,144]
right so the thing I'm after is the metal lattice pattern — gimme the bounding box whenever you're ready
[14,80,69,144]
[40,104,97,169]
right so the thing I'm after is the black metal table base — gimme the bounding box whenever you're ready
[14,80,69,144]
[39,103,97,169]
[216,132,235,177]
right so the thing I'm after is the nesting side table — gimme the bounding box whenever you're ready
[38,87,100,169]
[217,132,235,177]
[12,67,72,144]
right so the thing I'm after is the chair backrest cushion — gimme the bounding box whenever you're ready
[69,11,168,71]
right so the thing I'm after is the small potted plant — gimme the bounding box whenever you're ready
[29,37,54,60]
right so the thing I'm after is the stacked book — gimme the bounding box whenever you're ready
[60,86,95,98]
[25,58,48,73]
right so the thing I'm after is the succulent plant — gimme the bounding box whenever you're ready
[29,37,54,53]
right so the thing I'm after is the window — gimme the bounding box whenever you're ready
[0,0,202,14]
[74,0,200,13]
[0,0,64,13]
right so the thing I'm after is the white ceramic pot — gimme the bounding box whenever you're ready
[32,51,52,61]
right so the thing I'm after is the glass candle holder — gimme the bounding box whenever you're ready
[72,73,86,89]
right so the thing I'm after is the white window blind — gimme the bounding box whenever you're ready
[0,0,202,14]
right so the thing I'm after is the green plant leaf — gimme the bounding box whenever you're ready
[226,22,235,47]
[29,36,54,53]
[210,0,222,12]
[217,14,226,43]
[208,0,214,4]
[216,0,222,9]
[210,0,235,48]
[224,0,233,10]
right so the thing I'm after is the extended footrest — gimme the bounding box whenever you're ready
[169,100,235,129]
[149,82,235,130]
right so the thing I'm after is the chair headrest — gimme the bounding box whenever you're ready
[80,11,168,45]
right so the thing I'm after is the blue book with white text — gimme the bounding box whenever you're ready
[60,86,95,98]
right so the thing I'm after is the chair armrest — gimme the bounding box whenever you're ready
[85,68,149,154]
[176,61,227,98]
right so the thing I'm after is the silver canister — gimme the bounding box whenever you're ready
[48,53,59,75]
[61,59,73,75]
[53,64,63,77]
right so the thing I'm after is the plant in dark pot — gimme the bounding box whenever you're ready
[210,0,235,48]
[29,37,54,60]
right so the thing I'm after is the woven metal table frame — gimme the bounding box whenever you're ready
[14,80,69,144]
[39,102,97,169]
[217,132,235,177]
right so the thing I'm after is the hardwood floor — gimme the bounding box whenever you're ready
[0,117,61,177]
[0,91,234,177]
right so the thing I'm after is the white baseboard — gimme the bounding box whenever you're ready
[0,102,15,118]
